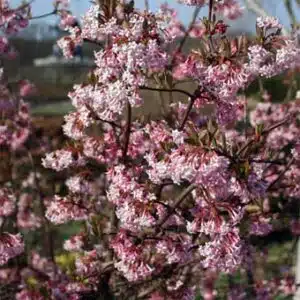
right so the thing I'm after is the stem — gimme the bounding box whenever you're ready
[246,269,257,298]
[156,184,196,229]
[30,10,57,20]
[262,117,290,134]
[85,103,121,128]
[236,117,290,157]
[122,102,132,161]
[208,0,214,23]
[179,96,196,130]
[267,158,295,191]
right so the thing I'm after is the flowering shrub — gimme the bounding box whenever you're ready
[1,0,300,299]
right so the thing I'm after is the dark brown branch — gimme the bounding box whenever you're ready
[267,157,295,191]
[179,96,196,130]
[237,117,290,157]
[29,10,56,20]
[208,0,214,23]
[156,184,196,229]
[122,102,132,161]
[85,103,121,128]
[262,117,290,134]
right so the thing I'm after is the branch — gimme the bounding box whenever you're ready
[208,0,214,23]
[262,117,290,134]
[156,184,197,229]
[179,96,196,130]
[267,157,295,191]
[122,102,132,161]
[85,103,122,128]
[236,117,290,157]
[30,10,57,20]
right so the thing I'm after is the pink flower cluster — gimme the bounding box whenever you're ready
[39,0,300,296]
[0,0,299,299]
[0,233,24,266]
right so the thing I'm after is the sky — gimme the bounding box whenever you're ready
[11,0,300,33]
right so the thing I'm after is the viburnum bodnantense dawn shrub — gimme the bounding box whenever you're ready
[1,0,300,299]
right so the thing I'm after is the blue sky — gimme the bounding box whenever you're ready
[12,0,300,32]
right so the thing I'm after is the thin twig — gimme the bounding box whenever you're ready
[267,157,295,191]
[156,184,197,229]
[122,102,132,160]
[236,117,290,157]
[29,10,56,20]
[208,0,214,23]
[179,96,196,130]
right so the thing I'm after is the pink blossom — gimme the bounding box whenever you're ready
[256,16,282,30]
[42,148,85,171]
[45,195,89,224]
[0,188,15,217]
[19,80,36,97]
[16,289,44,300]
[64,234,84,251]
[215,0,243,20]
[0,233,24,265]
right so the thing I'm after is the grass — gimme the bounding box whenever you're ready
[32,100,74,116]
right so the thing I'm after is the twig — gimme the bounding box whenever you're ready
[179,96,196,130]
[29,10,57,20]
[156,184,197,229]
[236,117,290,157]
[122,102,132,160]
[208,0,214,23]
[267,157,295,191]
[85,103,122,128]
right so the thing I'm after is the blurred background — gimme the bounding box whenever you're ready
[4,0,299,117]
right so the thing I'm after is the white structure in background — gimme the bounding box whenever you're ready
[33,55,94,67]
